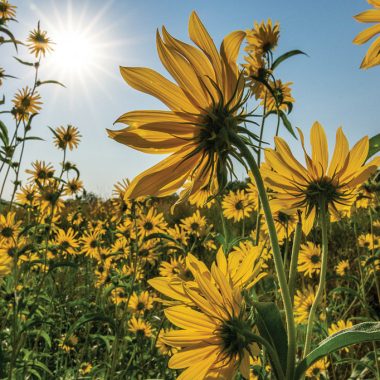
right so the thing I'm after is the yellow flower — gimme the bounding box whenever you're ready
[188,184,216,208]
[294,287,317,324]
[358,233,380,250]
[180,210,207,238]
[128,316,152,338]
[353,0,380,69]
[108,11,247,199]
[64,178,84,196]
[0,212,20,243]
[335,259,350,276]
[26,160,54,184]
[15,183,37,206]
[328,319,354,352]
[110,287,127,305]
[12,87,42,122]
[155,252,258,379]
[0,248,13,277]
[156,329,178,356]
[261,122,380,234]
[259,79,294,113]
[297,242,321,277]
[137,208,167,239]
[159,256,187,278]
[27,22,53,58]
[305,358,329,379]
[0,1,16,20]
[222,189,254,222]
[53,125,81,150]
[128,291,154,314]
[79,363,93,375]
[53,228,79,255]
[243,51,268,99]
[81,228,102,258]
[245,19,280,54]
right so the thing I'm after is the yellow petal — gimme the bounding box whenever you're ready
[162,329,217,347]
[239,350,250,379]
[148,277,191,304]
[119,66,196,113]
[310,121,329,175]
[164,305,216,331]
[353,23,380,44]
[189,11,223,86]
[327,127,349,177]
[107,127,188,154]
[124,145,201,199]
[114,110,197,126]
[156,31,209,109]
[354,9,380,23]
[169,345,217,369]
[360,36,380,68]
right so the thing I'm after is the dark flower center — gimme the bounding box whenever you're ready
[235,200,244,210]
[1,227,14,238]
[311,254,320,264]
[144,222,153,231]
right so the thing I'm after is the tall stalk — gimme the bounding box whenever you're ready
[229,131,296,380]
[303,199,329,357]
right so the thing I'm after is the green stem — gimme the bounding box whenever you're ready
[303,201,329,357]
[229,131,296,380]
[288,216,302,306]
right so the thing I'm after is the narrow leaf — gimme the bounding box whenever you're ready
[367,133,380,160]
[271,50,308,71]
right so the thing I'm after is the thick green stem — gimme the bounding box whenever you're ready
[229,131,296,380]
[303,202,329,357]
[288,217,302,306]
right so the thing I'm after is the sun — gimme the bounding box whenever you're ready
[52,29,97,75]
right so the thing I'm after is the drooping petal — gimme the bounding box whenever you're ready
[124,144,201,199]
[164,305,216,331]
[169,345,217,369]
[353,23,380,44]
[360,36,380,68]
[119,67,197,113]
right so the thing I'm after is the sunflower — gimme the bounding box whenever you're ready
[0,1,16,20]
[328,319,353,351]
[229,240,269,272]
[26,160,54,184]
[58,335,78,352]
[27,22,53,58]
[0,248,13,277]
[222,189,254,222]
[0,212,21,243]
[137,208,167,239]
[188,183,216,208]
[53,125,81,150]
[294,287,318,324]
[261,122,380,233]
[245,19,280,54]
[259,79,294,113]
[108,11,248,200]
[128,316,152,338]
[297,242,321,278]
[154,252,259,379]
[15,183,37,206]
[54,228,79,255]
[353,0,380,69]
[79,363,93,376]
[156,329,178,356]
[64,178,84,196]
[358,233,380,250]
[110,287,128,305]
[81,229,102,258]
[159,256,192,281]
[180,210,208,238]
[36,181,65,213]
[305,358,329,379]
[335,259,350,276]
[12,87,42,122]
[128,291,154,314]
[243,51,268,99]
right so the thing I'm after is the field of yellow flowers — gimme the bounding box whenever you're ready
[1,1,380,379]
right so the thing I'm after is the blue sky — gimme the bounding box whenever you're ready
[1,0,379,198]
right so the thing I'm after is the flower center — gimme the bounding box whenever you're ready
[235,200,244,210]
[144,222,153,231]
[310,254,320,264]
[1,227,14,238]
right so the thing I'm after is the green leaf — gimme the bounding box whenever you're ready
[367,133,380,160]
[0,27,19,51]
[37,79,66,88]
[0,120,9,146]
[271,50,308,71]
[13,56,35,67]
[67,313,117,337]
[255,302,288,376]
[295,322,380,379]
[279,111,297,139]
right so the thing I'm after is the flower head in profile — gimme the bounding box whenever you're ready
[259,79,294,113]
[261,122,380,233]
[245,19,280,54]
[108,12,250,201]
[335,259,350,276]
[0,1,16,21]
[353,0,380,69]
[151,252,259,379]
[12,87,42,122]
[27,22,53,58]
